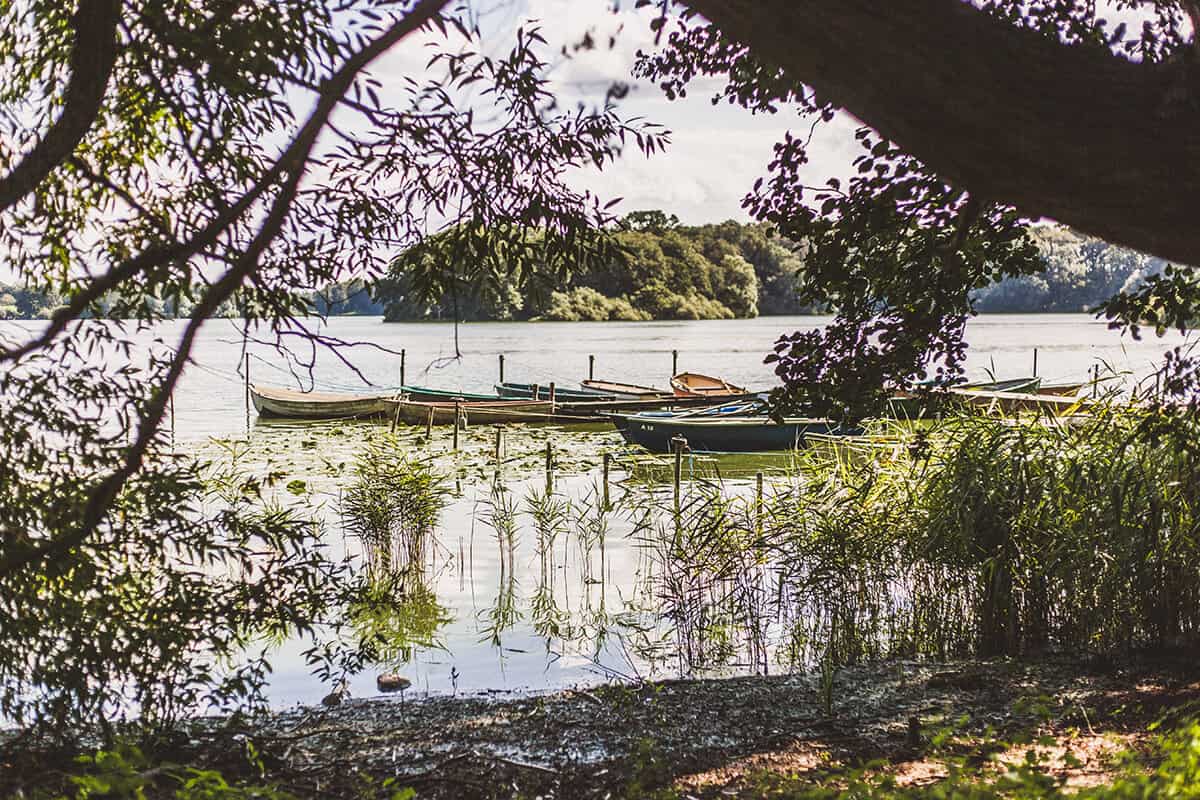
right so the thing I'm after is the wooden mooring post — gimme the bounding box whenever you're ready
[400,348,406,388]
[244,353,250,432]
[545,439,554,494]
[494,425,504,461]
[499,353,505,385]
[589,355,595,381]
[602,452,611,510]
[452,400,461,450]
[1032,348,1038,378]
[425,407,434,440]
[671,349,679,377]
[756,471,764,534]
[672,436,685,515]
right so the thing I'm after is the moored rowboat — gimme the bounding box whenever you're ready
[251,384,394,419]
[613,413,858,453]
[579,379,673,399]
[948,387,1093,414]
[386,399,610,426]
[495,382,617,401]
[670,372,749,399]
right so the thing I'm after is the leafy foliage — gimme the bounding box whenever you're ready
[376,213,812,321]
[0,0,657,738]
[635,1,1199,415]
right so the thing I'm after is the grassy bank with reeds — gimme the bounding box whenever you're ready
[651,406,1200,675]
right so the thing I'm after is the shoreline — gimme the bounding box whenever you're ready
[69,653,1197,799]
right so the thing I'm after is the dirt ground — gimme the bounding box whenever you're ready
[4,654,1198,798]
[180,654,1200,798]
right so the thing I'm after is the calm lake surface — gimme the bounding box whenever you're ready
[169,313,1186,440]
[7,314,1195,707]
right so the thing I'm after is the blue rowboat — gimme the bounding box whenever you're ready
[496,382,617,401]
[613,414,860,453]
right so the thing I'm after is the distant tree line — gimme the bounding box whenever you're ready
[0,280,383,321]
[0,222,1168,322]
[375,211,813,322]
[971,226,1169,313]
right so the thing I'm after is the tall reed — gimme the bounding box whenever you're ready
[634,406,1200,674]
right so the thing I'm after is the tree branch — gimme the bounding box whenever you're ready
[0,0,452,580]
[0,0,122,213]
[684,0,1200,265]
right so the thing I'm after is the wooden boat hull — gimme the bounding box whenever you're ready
[386,399,611,426]
[579,379,672,399]
[669,371,749,398]
[251,385,393,419]
[1037,382,1085,397]
[888,377,1043,418]
[949,388,1093,415]
[496,382,616,401]
[614,414,857,453]
[399,385,500,402]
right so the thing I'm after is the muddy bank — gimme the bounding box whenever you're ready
[152,655,1200,798]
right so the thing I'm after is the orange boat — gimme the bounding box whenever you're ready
[669,372,749,399]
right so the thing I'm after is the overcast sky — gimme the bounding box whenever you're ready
[367,0,862,225]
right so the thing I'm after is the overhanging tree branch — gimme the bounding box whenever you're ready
[0,0,122,213]
[683,0,1200,265]
[0,0,452,580]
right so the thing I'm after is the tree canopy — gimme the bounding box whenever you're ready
[641,0,1200,415]
[0,0,662,732]
[375,214,812,321]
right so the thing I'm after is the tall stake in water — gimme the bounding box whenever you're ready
[602,452,611,510]
[453,400,460,450]
[756,471,764,535]
[243,352,250,433]
[672,436,685,516]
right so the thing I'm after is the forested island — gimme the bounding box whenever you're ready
[0,217,1171,322]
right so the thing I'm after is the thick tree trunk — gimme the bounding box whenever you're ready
[0,0,122,213]
[684,0,1200,266]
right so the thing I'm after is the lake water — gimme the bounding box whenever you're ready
[5,313,1194,708]
[167,313,1186,440]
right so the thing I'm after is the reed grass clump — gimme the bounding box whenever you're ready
[636,406,1200,674]
[341,436,447,576]
[783,406,1200,663]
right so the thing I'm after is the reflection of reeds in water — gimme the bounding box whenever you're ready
[635,478,776,676]
[525,486,569,643]
[480,480,521,647]
[340,438,453,666]
[350,575,453,668]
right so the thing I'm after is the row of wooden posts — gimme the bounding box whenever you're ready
[398,348,681,387]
